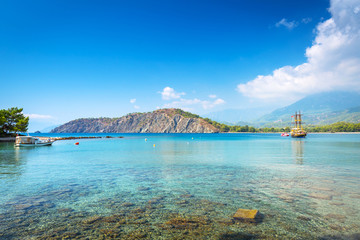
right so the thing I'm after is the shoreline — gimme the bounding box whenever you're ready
[0,136,124,142]
[37,136,124,141]
[1,132,360,142]
[223,132,360,134]
[0,137,16,142]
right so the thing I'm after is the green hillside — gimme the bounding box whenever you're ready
[256,92,360,126]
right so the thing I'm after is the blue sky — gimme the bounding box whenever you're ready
[3,0,360,131]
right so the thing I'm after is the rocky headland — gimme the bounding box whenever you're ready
[51,109,220,133]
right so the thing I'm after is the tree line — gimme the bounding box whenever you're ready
[0,107,29,137]
[203,118,360,133]
[305,122,360,133]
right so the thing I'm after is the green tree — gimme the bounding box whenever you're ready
[0,107,29,136]
[220,124,230,132]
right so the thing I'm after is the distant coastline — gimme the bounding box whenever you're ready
[2,132,360,143]
[50,108,360,134]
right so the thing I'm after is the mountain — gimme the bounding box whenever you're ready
[257,91,360,126]
[51,109,220,133]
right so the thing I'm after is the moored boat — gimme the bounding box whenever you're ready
[291,111,307,138]
[15,136,54,147]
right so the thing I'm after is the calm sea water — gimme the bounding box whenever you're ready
[0,133,359,239]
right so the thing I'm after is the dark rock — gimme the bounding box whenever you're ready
[219,232,257,240]
[137,187,150,191]
[176,200,188,205]
[162,216,210,230]
[82,215,102,224]
[57,208,73,213]
[13,204,33,210]
[180,194,194,198]
[217,218,234,225]
[297,215,311,221]
[122,202,134,207]
[132,207,146,213]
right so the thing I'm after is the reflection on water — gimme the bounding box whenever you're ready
[0,143,27,179]
[292,139,304,164]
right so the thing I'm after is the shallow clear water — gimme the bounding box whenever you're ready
[1,133,359,239]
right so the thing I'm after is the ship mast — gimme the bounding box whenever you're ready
[298,111,302,130]
[294,111,298,129]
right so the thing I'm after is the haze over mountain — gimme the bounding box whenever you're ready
[202,107,270,125]
[256,91,360,126]
[198,91,360,126]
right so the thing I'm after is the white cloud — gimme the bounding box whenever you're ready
[355,6,360,13]
[130,98,136,104]
[213,98,225,105]
[161,87,185,100]
[134,105,140,109]
[160,87,225,110]
[275,18,299,30]
[164,98,225,110]
[25,114,54,120]
[302,17,312,24]
[238,0,360,103]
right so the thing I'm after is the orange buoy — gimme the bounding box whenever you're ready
[75,142,79,145]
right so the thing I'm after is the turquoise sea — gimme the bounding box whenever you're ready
[0,133,359,239]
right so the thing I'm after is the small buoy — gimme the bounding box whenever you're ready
[153,144,155,148]
[75,142,79,145]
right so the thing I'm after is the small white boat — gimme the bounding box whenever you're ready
[15,136,54,147]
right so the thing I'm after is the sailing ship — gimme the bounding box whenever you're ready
[291,111,307,138]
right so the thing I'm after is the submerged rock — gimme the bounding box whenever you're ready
[308,193,333,200]
[180,194,194,198]
[82,215,102,224]
[329,202,345,206]
[233,208,262,223]
[176,200,188,205]
[278,195,295,203]
[162,215,210,230]
[349,194,360,199]
[13,204,33,210]
[311,186,333,192]
[121,202,134,207]
[324,213,347,222]
[297,215,311,221]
